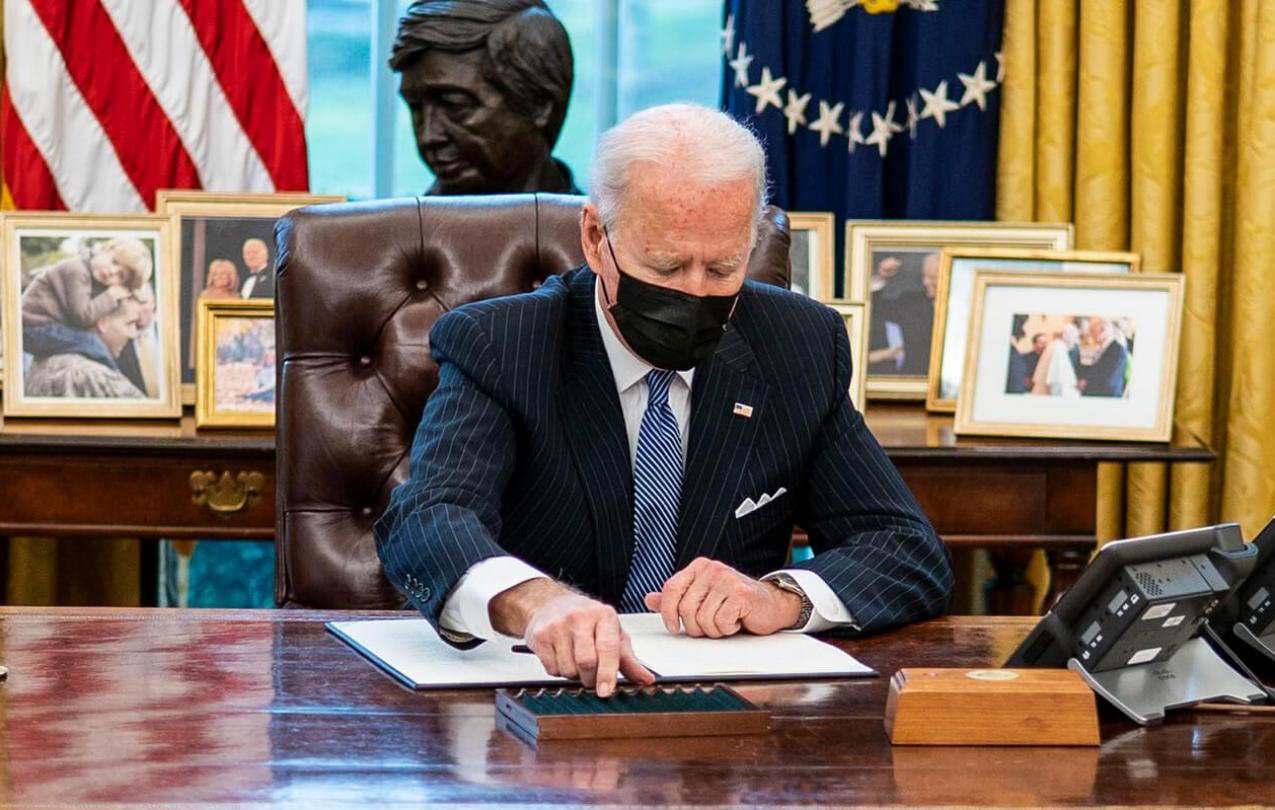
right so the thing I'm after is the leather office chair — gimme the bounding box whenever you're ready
[275,193,792,609]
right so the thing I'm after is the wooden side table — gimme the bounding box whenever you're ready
[0,405,1214,613]
[864,404,1214,611]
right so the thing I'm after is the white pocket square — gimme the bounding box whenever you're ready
[734,487,787,519]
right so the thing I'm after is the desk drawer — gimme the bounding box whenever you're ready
[0,454,275,538]
[895,460,1096,536]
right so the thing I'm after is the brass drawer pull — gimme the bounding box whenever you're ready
[190,471,265,515]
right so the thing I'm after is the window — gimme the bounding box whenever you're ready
[307,0,722,199]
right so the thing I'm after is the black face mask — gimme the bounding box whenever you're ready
[601,230,738,371]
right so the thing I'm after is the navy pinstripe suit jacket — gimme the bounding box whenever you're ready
[375,268,953,635]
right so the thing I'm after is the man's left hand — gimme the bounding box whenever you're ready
[642,557,803,637]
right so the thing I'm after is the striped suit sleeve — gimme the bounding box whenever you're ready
[373,308,516,632]
[792,306,954,634]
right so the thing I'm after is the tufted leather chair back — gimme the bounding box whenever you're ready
[275,193,791,609]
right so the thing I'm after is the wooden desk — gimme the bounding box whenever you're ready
[0,407,1213,610]
[0,607,1268,808]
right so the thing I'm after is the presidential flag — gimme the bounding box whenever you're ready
[721,0,1005,289]
[1,0,310,212]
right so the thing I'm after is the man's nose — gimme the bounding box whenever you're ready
[419,106,448,146]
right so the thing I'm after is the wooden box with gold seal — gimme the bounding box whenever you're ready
[884,668,1100,746]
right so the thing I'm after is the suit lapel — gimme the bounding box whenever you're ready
[676,320,769,568]
[558,270,633,605]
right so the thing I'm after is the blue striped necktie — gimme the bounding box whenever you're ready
[621,369,683,613]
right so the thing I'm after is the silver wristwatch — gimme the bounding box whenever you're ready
[768,573,814,630]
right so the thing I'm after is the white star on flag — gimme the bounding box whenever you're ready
[721,14,735,56]
[919,80,960,128]
[729,42,754,88]
[808,100,844,147]
[746,67,786,114]
[958,61,997,111]
[783,89,812,135]
[864,102,902,158]
[995,50,1005,82]
[906,94,919,139]
[884,100,904,133]
[846,110,865,154]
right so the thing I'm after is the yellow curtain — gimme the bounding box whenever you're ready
[999,1,1275,563]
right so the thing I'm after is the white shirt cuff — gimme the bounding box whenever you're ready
[763,569,858,633]
[438,556,549,641]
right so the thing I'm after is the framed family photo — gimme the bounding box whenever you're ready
[1,214,180,418]
[787,212,835,301]
[926,248,1141,413]
[156,189,343,404]
[826,301,868,410]
[844,220,1073,400]
[954,272,1184,442]
[196,299,276,429]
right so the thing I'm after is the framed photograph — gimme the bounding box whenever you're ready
[844,221,1074,400]
[196,299,275,429]
[156,189,343,404]
[826,301,868,410]
[2,214,180,418]
[787,212,835,300]
[954,272,1184,442]
[926,248,1141,413]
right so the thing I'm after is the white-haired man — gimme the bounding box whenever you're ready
[376,104,952,696]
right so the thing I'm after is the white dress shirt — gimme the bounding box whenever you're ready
[437,279,855,639]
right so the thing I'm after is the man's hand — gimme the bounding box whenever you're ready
[643,557,803,638]
[489,578,654,697]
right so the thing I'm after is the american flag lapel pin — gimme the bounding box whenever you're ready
[732,402,754,418]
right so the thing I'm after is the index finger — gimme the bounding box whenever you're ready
[658,564,699,633]
[594,616,621,698]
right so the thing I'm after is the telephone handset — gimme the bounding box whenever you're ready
[1210,515,1275,668]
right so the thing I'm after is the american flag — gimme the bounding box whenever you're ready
[1,0,309,212]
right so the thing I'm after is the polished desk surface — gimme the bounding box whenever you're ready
[0,608,1269,808]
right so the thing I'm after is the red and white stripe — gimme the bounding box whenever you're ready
[2,0,308,212]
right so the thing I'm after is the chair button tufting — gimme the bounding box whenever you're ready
[358,355,372,367]
[360,506,373,518]
[415,279,429,291]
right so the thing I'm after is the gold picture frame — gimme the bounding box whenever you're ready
[787,212,836,301]
[826,300,868,411]
[844,220,1074,400]
[2,213,181,418]
[954,272,1184,443]
[196,298,275,429]
[926,248,1141,413]
[156,189,344,405]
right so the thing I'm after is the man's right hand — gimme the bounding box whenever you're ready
[489,579,654,697]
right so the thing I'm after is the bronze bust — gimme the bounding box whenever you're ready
[390,0,580,195]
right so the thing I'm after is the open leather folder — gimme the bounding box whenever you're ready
[328,613,875,689]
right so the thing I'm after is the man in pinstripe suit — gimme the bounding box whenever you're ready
[376,104,952,696]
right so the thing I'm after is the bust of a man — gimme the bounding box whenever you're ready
[390,0,579,195]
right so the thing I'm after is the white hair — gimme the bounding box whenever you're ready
[589,103,769,243]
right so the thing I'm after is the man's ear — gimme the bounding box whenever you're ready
[579,203,606,270]
[531,100,556,136]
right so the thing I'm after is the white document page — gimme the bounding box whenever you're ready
[619,612,874,680]
[328,613,875,690]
